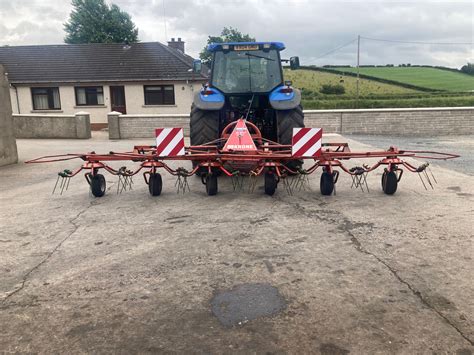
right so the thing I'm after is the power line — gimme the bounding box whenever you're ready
[313,38,358,60]
[361,36,473,45]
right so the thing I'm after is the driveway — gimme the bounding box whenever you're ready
[0,133,472,353]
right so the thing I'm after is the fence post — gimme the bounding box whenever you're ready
[0,64,18,165]
[74,111,91,139]
[108,111,122,139]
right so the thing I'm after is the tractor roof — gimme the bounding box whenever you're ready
[207,42,285,52]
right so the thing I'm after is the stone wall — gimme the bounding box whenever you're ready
[304,111,342,133]
[0,65,18,166]
[13,112,91,139]
[108,112,190,139]
[305,107,474,136]
[108,107,474,139]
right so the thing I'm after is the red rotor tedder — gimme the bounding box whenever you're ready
[26,119,459,197]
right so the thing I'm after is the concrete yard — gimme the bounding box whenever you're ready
[0,133,473,354]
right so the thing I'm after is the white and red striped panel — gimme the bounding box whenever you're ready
[155,128,185,156]
[291,128,322,158]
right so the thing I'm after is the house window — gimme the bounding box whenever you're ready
[75,86,104,106]
[31,87,61,110]
[144,85,175,105]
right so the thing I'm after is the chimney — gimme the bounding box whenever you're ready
[167,37,185,53]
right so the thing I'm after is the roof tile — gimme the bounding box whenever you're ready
[0,42,208,84]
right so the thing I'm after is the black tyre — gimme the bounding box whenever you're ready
[205,174,218,196]
[320,172,334,196]
[382,171,398,195]
[276,105,305,144]
[190,104,220,175]
[90,174,106,197]
[276,105,305,172]
[148,173,163,196]
[264,172,278,196]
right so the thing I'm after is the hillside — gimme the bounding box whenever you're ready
[327,67,474,92]
[283,68,474,109]
[284,69,419,95]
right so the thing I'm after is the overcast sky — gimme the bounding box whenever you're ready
[0,0,472,68]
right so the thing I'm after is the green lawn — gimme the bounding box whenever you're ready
[284,69,419,96]
[327,67,474,92]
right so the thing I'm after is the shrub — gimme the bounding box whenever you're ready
[319,84,346,95]
[461,63,474,75]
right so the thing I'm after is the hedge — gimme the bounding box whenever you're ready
[301,96,474,110]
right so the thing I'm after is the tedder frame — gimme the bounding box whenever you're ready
[27,118,459,198]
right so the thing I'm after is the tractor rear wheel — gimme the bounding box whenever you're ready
[276,105,305,172]
[90,174,106,197]
[190,104,220,176]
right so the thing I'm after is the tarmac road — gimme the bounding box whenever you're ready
[0,133,472,354]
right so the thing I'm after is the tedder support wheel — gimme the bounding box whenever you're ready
[264,172,278,196]
[90,174,106,197]
[320,172,334,196]
[190,104,220,176]
[148,173,163,196]
[205,174,218,196]
[276,105,305,172]
[382,171,398,195]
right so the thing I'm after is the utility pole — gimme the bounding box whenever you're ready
[356,35,360,108]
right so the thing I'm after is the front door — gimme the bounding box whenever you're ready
[110,86,126,114]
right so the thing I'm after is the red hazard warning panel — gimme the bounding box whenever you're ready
[223,119,257,152]
[291,128,322,158]
[155,128,185,156]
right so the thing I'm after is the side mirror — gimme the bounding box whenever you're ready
[193,59,202,74]
[290,56,300,70]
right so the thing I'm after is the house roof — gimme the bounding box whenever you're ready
[0,42,208,84]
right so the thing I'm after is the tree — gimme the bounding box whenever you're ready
[460,63,474,75]
[199,27,255,65]
[64,0,139,44]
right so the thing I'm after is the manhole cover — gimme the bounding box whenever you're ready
[211,283,286,327]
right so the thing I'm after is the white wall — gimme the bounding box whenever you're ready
[10,81,204,124]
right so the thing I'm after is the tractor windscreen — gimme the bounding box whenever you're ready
[211,49,282,94]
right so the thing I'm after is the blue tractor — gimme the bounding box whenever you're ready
[190,42,304,171]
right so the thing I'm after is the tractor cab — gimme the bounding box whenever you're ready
[209,42,285,94]
[191,42,303,157]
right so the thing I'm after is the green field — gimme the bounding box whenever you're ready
[327,67,474,92]
[284,69,419,96]
[283,68,474,109]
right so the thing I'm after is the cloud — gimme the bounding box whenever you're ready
[0,0,472,68]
